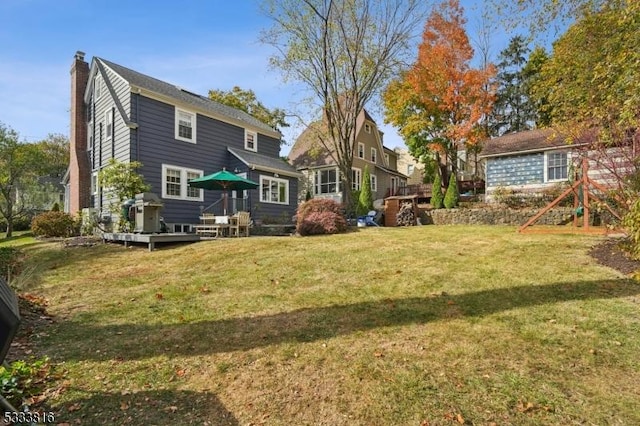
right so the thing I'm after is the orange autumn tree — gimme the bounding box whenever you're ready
[383,0,495,183]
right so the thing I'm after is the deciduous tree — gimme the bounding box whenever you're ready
[262,0,427,207]
[383,0,495,183]
[0,123,44,238]
[98,159,150,229]
[208,86,289,136]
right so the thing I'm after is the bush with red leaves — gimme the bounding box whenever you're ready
[296,198,347,236]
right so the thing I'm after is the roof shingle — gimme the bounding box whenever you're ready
[97,58,280,138]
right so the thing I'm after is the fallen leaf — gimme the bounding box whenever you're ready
[68,403,81,412]
[456,413,465,424]
[374,352,384,358]
[176,368,186,377]
[200,287,210,293]
[155,293,164,299]
[120,401,129,410]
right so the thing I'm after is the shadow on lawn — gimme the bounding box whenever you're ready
[54,279,640,361]
[55,389,238,426]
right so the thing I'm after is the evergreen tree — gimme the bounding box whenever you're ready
[443,173,459,209]
[489,35,537,136]
[431,171,444,209]
[358,165,374,216]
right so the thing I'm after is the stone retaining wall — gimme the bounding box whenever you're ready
[425,207,613,226]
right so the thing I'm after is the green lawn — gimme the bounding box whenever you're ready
[8,226,640,425]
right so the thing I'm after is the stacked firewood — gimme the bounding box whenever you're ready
[396,201,416,226]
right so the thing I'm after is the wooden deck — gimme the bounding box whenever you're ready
[102,233,201,251]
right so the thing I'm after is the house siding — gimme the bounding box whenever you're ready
[485,153,544,188]
[134,95,295,224]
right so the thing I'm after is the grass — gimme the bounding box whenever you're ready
[7,226,640,425]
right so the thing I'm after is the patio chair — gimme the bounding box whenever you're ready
[229,211,251,237]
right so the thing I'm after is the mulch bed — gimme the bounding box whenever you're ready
[589,238,640,275]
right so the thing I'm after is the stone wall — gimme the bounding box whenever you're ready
[425,207,613,226]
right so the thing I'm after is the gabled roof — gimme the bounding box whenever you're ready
[93,58,281,139]
[228,147,302,178]
[288,121,335,169]
[479,129,569,158]
[288,108,393,169]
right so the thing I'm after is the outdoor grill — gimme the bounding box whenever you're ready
[0,276,20,364]
[134,192,164,233]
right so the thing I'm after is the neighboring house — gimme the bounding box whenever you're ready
[480,129,577,201]
[288,109,407,203]
[479,128,638,202]
[66,51,300,231]
[394,148,424,185]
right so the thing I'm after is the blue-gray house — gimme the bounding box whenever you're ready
[67,51,300,231]
[478,129,576,202]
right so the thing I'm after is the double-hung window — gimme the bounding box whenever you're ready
[162,164,203,201]
[371,147,377,163]
[370,174,377,192]
[175,108,196,143]
[314,168,339,194]
[245,129,257,152]
[94,76,102,100]
[105,110,113,140]
[352,168,362,191]
[546,152,568,182]
[358,143,365,159]
[260,175,288,204]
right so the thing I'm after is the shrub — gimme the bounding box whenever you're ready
[444,173,459,209]
[0,216,32,232]
[431,172,443,209]
[296,198,347,236]
[31,211,76,238]
[357,165,374,217]
[51,202,60,212]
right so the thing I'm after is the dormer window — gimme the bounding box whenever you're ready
[175,107,196,143]
[245,129,257,152]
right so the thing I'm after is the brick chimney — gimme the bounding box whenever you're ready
[69,51,90,215]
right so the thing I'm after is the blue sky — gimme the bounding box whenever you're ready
[0,0,536,155]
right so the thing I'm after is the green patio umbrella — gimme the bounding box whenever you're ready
[188,168,259,215]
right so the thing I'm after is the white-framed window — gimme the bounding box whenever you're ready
[365,123,371,133]
[88,122,94,151]
[162,164,204,201]
[545,151,568,182]
[175,107,196,143]
[91,172,98,195]
[407,164,415,175]
[314,168,339,195]
[384,153,389,165]
[370,174,377,192]
[352,168,362,191]
[371,147,377,163]
[94,75,102,100]
[245,129,257,152]
[105,110,113,140]
[358,143,365,159]
[260,175,289,204]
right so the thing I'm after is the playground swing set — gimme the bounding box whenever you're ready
[518,157,623,234]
